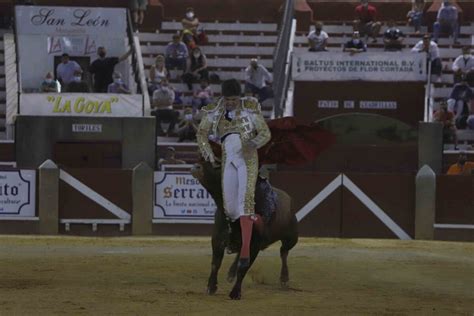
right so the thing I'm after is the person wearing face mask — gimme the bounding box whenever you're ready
[65,70,90,93]
[165,34,189,79]
[192,79,213,112]
[452,47,474,84]
[183,47,209,91]
[56,53,82,86]
[197,79,271,266]
[407,0,425,34]
[41,72,60,93]
[411,34,442,82]
[307,22,329,52]
[447,152,474,175]
[343,31,367,56]
[148,54,169,95]
[244,58,273,103]
[177,107,199,142]
[353,0,381,44]
[181,7,199,46]
[89,46,132,93]
[107,72,131,94]
[152,78,180,136]
[433,0,459,45]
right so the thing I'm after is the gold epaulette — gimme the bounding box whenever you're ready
[201,103,218,112]
[242,97,261,113]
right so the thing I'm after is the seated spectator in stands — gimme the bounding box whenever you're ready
[177,107,199,142]
[148,54,169,95]
[407,0,425,34]
[411,34,442,82]
[165,34,189,79]
[433,0,459,45]
[343,31,367,55]
[158,147,186,170]
[107,72,131,94]
[452,47,474,84]
[307,22,329,52]
[383,20,405,52]
[152,78,179,136]
[181,7,199,47]
[353,0,381,43]
[65,70,90,92]
[40,72,60,93]
[56,53,81,87]
[182,47,209,91]
[192,79,213,112]
[433,99,457,146]
[447,152,474,175]
[89,46,132,93]
[245,58,273,103]
[130,0,147,30]
[448,76,473,129]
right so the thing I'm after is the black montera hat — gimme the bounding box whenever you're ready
[221,79,241,97]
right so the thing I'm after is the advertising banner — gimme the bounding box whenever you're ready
[293,52,426,82]
[0,170,36,218]
[15,5,127,36]
[20,93,143,117]
[154,172,216,223]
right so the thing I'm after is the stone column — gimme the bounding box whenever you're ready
[418,122,443,174]
[415,165,436,240]
[132,162,153,235]
[38,160,59,235]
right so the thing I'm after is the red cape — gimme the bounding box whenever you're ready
[210,117,335,166]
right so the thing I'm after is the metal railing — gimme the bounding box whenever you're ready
[272,0,294,118]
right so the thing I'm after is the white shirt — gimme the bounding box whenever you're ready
[452,55,474,73]
[411,40,440,60]
[56,61,81,85]
[245,65,273,89]
[307,30,329,50]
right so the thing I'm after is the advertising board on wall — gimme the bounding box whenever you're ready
[0,170,36,218]
[293,52,426,82]
[154,172,216,223]
[20,93,143,117]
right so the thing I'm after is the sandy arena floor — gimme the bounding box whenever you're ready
[0,236,472,315]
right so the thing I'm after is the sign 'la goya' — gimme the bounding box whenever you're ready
[154,172,216,223]
[20,93,143,117]
[0,170,36,217]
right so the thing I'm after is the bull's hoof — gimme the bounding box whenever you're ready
[229,287,241,300]
[207,284,218,295]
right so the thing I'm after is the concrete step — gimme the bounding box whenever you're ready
[161,21,277,32]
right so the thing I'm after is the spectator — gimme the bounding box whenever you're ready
[181,7,199,47]
[343,31,367,55]
[165,34,189,78]
[65,70,90,92]
[56,53,81,86]
[353,0,381,43]
[40,72,60,93]
[433,0,459,45]
[433,100,457,146]
[151,78,180,136]
[183,47,209,91]
[192,79,213,112]
[176,107,199,142]
[447,152,474,175]
[383,20,405,51]
[307,22,329,52]
[244,58,273,103]
[130,0,147,30]
[148,54,169,95]
[452,47,474,84]
[158,147,186,170]
[107,72,131,94]
[411,34,442,82]
[448,77,473,128]
[407,0,425,34]
[89,46,132,93]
